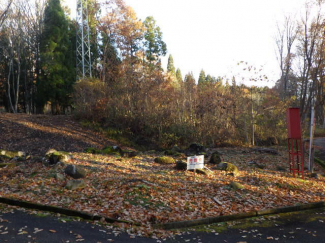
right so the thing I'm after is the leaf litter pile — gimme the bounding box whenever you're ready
[0,114,325,237]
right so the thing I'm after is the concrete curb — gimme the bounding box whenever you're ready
[0,196,324,231]
[154,201,325,230]
[0,197,139,226]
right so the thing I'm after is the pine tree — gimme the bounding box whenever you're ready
[36,0,74,114]
[205,74,212,83]
[167,54,176,76]
[184,72,196,86]
[205,74,218,83]
[143,16,167,69]
[176,68,183,83]
[198,69,206,85]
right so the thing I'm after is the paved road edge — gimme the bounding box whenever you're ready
[154,202,325,230]
[0,196,139,225]
[0,197,324,231]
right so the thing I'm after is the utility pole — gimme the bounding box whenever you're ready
[308,98,315,172]
[76,0,92,80]
[251,87,255,146]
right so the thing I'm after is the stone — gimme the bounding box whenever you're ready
[84,147,101,154]
[185,143,206,156]
[209,151,222,164]
[85,146,125,156]
[64,165,87,179]
[45,149,57,157]
[193,168,212,175]
[217,162,239,176]
[102,146,122,156]
[121,150,138,158]
[154,156,175,164]
[230,181,244,190]
[65,179,86,190]
[55,173,65,181]
[46,149,72,165]
[0,150,26,160]
[175,160,187,170]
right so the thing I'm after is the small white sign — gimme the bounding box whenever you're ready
[187,155,204,170]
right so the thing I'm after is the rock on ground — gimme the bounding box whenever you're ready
[217,162,239,176]
[154,156,175,164]
[209,151,221,164]
[65,179,86,190]
[64,165,87,179]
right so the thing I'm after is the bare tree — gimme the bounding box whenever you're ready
[275,16,299,99]
[0,1,12,28]
[0,0,45,113]
[297,2,324,122]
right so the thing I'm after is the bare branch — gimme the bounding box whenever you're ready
[0,0,12,28]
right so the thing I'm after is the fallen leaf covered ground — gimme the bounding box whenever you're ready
[0,113,118,155]
[0,113,325,237]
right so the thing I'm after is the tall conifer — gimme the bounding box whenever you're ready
[167,54,176,76]
[143,16,167,69]
[36,0,74,114]
[176,68,183,83]
[198,69,206,84]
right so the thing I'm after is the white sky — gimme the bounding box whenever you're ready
[67,0,308,87]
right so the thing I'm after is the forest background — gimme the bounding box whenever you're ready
[0,0,325,150]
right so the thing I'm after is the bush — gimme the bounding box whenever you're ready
[73,78,107,121]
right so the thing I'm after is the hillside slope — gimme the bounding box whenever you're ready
[0,113,118,155]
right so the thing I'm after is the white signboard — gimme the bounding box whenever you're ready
[187,155,204,170]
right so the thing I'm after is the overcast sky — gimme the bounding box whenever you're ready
[67,0,308,87]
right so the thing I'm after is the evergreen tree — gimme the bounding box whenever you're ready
[198,69,206,85]
[167,54,176,76]
[205,74,212,83]
[143,16,167,69]
[176,68,183,83]
[184,72,196,86]
[36,0,74,114]
[205,74,218,83]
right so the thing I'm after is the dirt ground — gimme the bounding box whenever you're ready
[1,113,325,237]
[0,113,117,156]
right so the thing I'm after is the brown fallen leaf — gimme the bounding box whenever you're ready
[75,234,83,239]
[49,229,56,233]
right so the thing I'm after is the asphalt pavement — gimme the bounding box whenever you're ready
[1,206,325,242]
